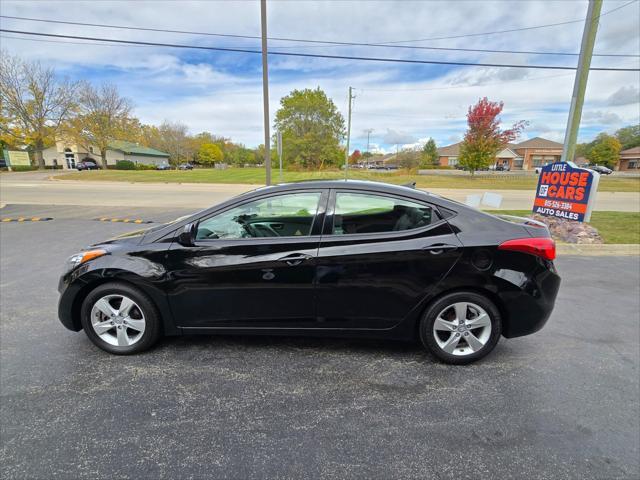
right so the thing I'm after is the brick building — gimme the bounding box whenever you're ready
[616,147,640,171]
[438,137,564,171]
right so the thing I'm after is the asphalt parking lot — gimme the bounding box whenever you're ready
[1,204,639,479]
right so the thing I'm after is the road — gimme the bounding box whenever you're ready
[1,171,639,211]
[1,204,639,479]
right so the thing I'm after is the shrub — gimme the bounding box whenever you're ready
[9,165,38,172]
[115,160,136,170]
[419,165,452,170]
[136,163,156,170]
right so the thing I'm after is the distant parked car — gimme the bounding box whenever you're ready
[178,163,194,170]
[495,164,510,172]
[586,164,612,175]
[76,160,99,171]
[156,164,171,171]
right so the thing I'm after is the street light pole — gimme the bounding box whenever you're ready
[260,0,271,186]
[277,130,283,183]
[365,128,373,167]
[561,0,602,164]
[344,86,354,179]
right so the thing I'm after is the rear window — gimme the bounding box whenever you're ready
[332,192,437,235]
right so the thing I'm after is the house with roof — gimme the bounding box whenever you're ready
[617,147,640,171]
[437,137,564,171]
[42,140,170,169]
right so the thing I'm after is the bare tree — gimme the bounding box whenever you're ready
[70,83,134,169]
[0,51,79,168]
[141,121,194,165]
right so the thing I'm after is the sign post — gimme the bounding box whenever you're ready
[533,162,599,222]
[276,131,283,183]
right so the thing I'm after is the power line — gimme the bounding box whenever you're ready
[1,29,638,71]
[0,33,151,48]
[1,7,638,58]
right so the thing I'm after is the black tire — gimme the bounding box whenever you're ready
[80,282,162,355]
[419,291,502,365]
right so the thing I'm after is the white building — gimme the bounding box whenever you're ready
[42,140,170,169]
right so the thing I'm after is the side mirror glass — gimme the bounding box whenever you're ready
[178,222,198,247]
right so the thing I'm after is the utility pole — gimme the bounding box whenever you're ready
[260,0,271,185]
[277,130,283,183]
[561,0,602,164]
[344,86,354,179]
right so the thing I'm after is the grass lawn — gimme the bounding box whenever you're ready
[52,168,640,192]
[487,210,640,244]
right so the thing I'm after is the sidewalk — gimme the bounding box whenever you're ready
[557,244,640,256]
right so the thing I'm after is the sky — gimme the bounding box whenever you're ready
[1,0,639,153]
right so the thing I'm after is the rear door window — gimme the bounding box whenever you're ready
[332,192,438,235]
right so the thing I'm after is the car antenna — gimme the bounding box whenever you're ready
[402,181,417,189]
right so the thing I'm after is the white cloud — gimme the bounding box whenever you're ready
[383,129,416,145]
[582,110,624,125]
[1,0,638,149]
[607,86,640,106]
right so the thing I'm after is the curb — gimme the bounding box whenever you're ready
[94,218,154,224]
[1,217,53,222]
[557,244,640,256]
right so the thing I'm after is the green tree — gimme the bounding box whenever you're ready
[420,138,438,167]
[587,133,621,168]
[615,124,640,150]
[197,143,223,165]
[274,87,345,170]
[459,97,525,175]
[397,149,421,169]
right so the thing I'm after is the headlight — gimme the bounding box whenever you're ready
[66,249,107,271]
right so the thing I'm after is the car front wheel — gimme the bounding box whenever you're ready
[420,292,502,365]
[80,282,162,354]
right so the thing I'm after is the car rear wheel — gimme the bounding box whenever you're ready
[80,282,162,355]
[420,292,502,365]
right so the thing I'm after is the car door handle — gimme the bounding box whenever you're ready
[277,253,313,266]
[422,244,459,255]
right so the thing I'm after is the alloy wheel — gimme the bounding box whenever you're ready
[90,294,146,347]
[432,301,492,356]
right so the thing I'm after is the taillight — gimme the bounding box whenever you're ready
[498,237,556,261]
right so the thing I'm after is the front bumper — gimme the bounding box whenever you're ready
[58,274,83,331]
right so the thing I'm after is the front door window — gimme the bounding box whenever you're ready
[197,192,322,240]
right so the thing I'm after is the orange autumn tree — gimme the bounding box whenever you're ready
[459,97,526,175]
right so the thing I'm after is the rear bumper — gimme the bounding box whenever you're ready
[498,260,561,338]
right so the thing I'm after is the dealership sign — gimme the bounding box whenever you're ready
[533,162,599,222]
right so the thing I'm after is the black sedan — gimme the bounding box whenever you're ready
[58,180,560,364]
[586,164,613,175]
[76,160,99,171]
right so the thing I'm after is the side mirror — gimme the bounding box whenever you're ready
[178,222,198,247]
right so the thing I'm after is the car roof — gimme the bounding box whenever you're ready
[141,179,471,244]
[251,179,423,196]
